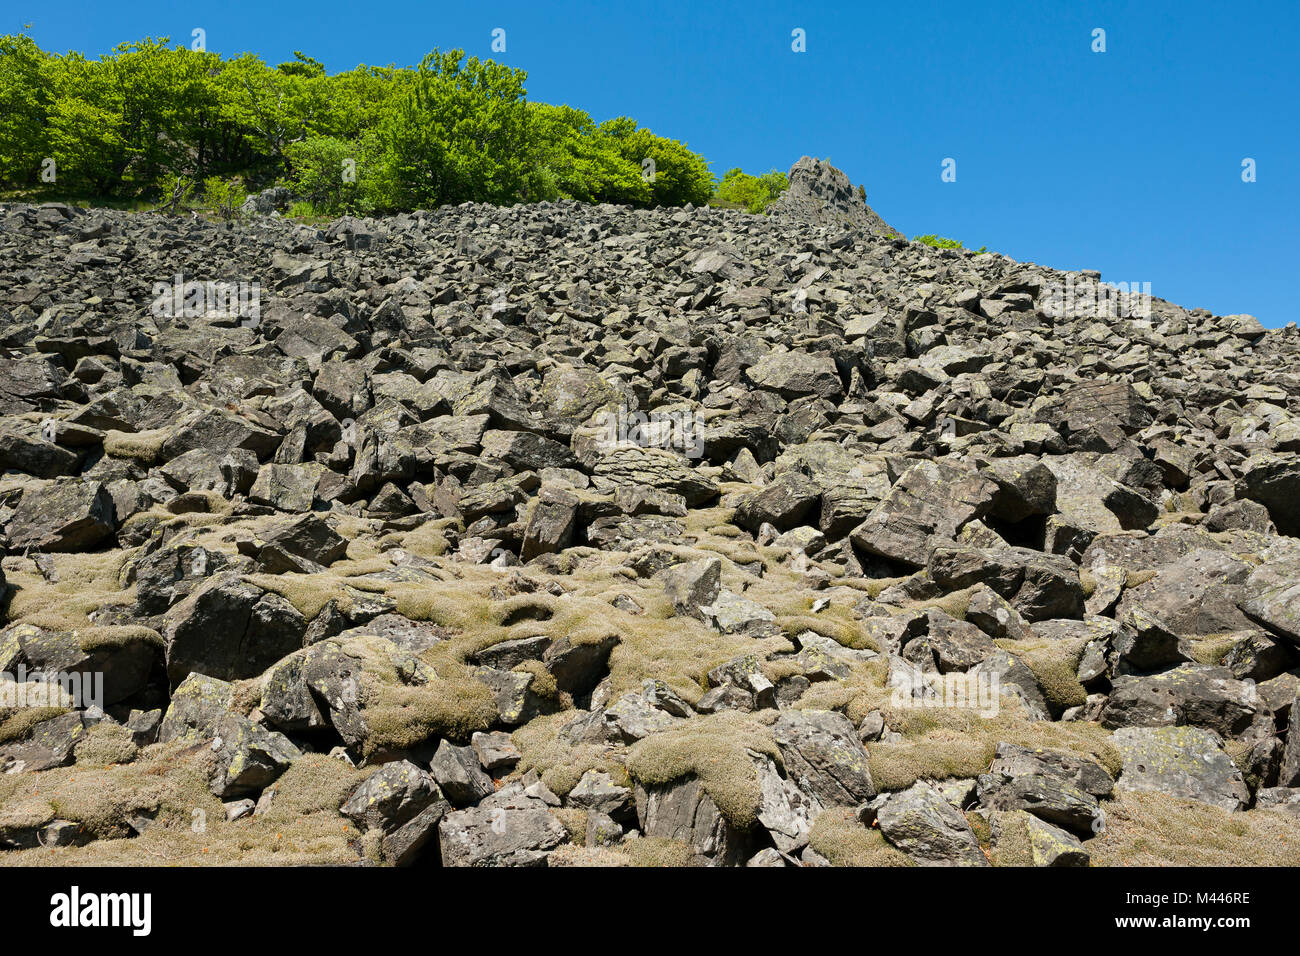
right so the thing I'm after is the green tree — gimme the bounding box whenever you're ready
[525,103,649,204]
[376,49,532,209]
[215,52,329,164]
[0,30,53,186]
[43,51,124,193]
[283,132,382,214]
[0,34,721,215]
[600,117,713,207]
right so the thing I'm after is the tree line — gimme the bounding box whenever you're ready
[0,33,789,217]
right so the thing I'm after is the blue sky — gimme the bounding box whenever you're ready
[11,0,1298,326]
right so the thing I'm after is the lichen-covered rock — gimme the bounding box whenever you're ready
[439,805,567,867]
[851,461,998,567]
[876,781,988,866]
[341,760,449,865]
[162,573,306,683]
[1024,813,1090,866]
[1241,555,1300,644]
[1099,664,1271,742]
[7,480,115,551]
[773,710,875,807]
[207,713,301,799]
[429,740,494,806]
[1112,725,1250,811]
[659,557,722,620]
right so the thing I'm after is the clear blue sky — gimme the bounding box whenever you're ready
[11,0,1298,326]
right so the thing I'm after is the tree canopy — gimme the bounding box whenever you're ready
[0,33,771,216]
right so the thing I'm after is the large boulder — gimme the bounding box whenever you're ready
[876,781,988,866]
[341,760,450,865]
[773,710,875,806]
[634,775,753,866]
[851,461,998,567]
[6,480,116,552]
[1111,725,1250,811]
[439,805,568,867]
[162,574,306,684]
[768,155,902,236]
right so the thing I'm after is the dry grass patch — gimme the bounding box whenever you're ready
[511,711,631,798]
[3,550,137,632]
[1089,791,1300,866]
[102,428,170,465]
[0,747,366,867]
[625,710,780,829]
[807,807,913,867]
[0,707,67,744]
[995,636,1088,712]
[618,836,701,867]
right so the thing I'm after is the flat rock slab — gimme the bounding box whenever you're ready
[1112,725,1250,811]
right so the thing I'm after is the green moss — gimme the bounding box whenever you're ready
[911,586,978,621]
[548,844,633,866]
[0,795,56,832]
[3,550,138,632]
[774,602,877,651]
[793,657,890,724]
[552,807,588,842]
[1125,569,1158,588]
[868,700,1120,792]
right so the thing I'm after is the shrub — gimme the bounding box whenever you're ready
[154,172,194,214]
[713,167,788,213]
[202,175,247,220]
[914,234,989,253]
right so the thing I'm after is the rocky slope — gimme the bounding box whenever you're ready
[1,159,1299,866]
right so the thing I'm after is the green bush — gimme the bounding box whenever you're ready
[374,50,533,210]
[600,117,713,207]
[712,167,788,213]
[283,133,381,215]
[914,234,989,253]
[525,103,649,205]
[202,175,247,220]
